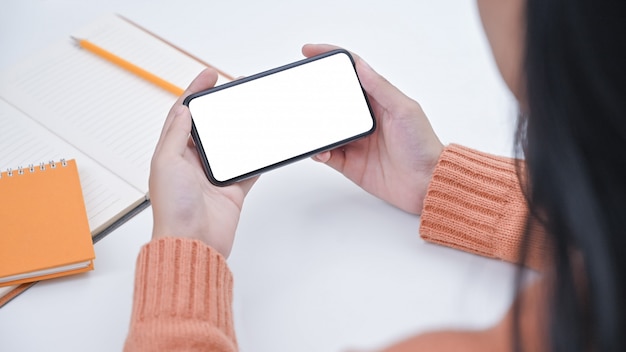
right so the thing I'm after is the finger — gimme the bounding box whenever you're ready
[303,44,413,114]
[313,148,347,174]
[302,43,366,68]
[312,150,331,163]
[301,43,343,58]
[353,56,415,112]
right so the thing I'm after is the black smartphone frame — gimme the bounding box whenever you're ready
[184,49,376,186]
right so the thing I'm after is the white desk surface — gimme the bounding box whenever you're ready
[0,1,519,351]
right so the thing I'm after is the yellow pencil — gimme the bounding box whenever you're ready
[72,37,184,96]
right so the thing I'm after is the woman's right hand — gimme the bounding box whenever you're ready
[149,69,257,258]
[303,44,444,215]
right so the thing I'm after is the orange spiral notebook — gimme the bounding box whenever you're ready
[0,159,95,288]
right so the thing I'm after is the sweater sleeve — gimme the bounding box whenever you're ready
[124,237,237,352]
[419,144,547,270]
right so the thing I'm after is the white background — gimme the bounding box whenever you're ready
[0,1,519,351]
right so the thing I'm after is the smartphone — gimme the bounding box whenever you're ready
[184,49,376,186]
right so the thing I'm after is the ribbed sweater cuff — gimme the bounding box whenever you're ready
[125,237,236,351]
[419,144,529,264]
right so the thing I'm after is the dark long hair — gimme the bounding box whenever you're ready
[518,0,626,350]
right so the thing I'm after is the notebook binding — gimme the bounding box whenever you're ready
[1,159,69,179]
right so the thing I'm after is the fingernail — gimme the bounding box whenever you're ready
[313,151,330,163]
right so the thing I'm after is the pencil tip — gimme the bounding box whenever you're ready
[70,36,84,49]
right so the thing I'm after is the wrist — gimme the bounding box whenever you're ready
[415,142,445,214]
[151,221,234,258]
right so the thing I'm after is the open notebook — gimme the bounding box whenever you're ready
[0,14,231,306]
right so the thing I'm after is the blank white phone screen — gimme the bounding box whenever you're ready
[188,51,375,184]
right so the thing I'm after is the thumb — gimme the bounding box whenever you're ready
[159,105,193,156]
[354,57,413,111]
[302,43,412,111]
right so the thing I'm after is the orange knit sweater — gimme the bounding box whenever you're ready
[124,144,548,351]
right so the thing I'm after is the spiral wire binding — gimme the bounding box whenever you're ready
[1,159,68,179]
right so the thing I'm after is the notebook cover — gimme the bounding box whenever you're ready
[0,159,95,287]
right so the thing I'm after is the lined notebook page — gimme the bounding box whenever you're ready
[75,15,230,91]
[0,98,145,235]
[0,14,226,192]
